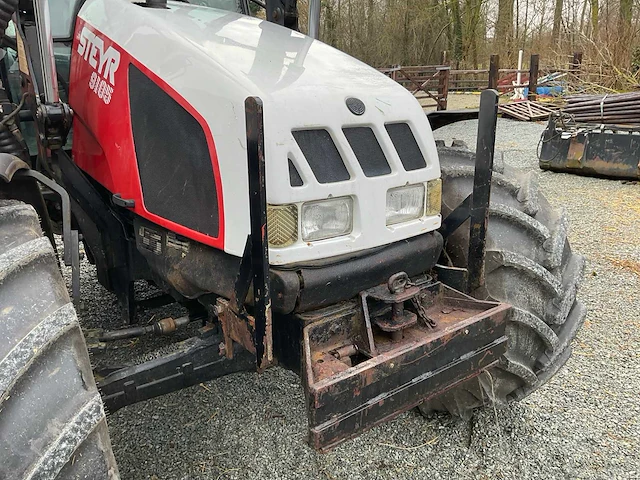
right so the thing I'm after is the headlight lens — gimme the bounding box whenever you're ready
[386,184,425,225]
[426,178,442,216]
[267,204,298,247]
[301,197,353,241]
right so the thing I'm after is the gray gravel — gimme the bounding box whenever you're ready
[67,118,640,479]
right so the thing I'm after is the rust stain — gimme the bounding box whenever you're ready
[567,137,585,168]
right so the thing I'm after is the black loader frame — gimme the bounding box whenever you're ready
[0,0,511,451]
[539,113,640,180]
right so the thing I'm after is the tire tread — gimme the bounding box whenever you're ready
[0,201,119,479]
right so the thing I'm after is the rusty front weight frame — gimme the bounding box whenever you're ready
[302,275,509,451]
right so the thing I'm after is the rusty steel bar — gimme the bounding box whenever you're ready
[561,92,640,124]
[245,96,273,371]
[467,89,499,293]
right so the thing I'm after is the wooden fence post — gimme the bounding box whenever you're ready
[437,66,450,110]
[570,52,583,77]
[528,54,539,101]
[488,54,500,90]
[391,64,398,81]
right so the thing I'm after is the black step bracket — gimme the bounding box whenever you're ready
[112,193,135,208]
[437,89,499,294]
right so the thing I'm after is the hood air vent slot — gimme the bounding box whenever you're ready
[288,159,304,187]
[292,129,350,183]
[385,123,427,171]
[343,127,391,177]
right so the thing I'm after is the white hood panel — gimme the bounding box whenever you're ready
[79,0,441,263]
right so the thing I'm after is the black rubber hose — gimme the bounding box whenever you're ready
[0,88,28,160]
[0,0,28,161]
[0,125,23,157]
[0,0,18,34]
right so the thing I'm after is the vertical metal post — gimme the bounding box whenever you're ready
[245,97,272,372]
[33,0,59,103]
[467,89,499,293]
[528,54,539,101]
[488,54,500,90]
[308,0,321,39]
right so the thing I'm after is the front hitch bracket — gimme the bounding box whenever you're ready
[302,279,509,451]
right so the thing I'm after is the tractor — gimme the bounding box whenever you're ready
[0,0,586,477]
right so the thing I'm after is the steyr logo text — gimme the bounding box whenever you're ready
[77,26,120,105]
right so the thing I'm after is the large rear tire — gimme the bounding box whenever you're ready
[421,144,587,417]
[0,200,119,479]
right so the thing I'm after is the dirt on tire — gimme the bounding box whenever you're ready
[0,199,119,479]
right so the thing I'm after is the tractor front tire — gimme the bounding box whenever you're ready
[0,200,119,479]
[422,144,587,417]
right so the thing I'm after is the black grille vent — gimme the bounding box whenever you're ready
[288,159,303,187]
[129,64,219,237]
[342,127,391,177]
[292,129,350,183]
[385,123,427,171]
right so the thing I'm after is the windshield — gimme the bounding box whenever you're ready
[49,0,245,40]
[50,0,79,39]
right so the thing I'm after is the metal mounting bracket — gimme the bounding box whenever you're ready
[438,89,499,294]
[14,168,81,305]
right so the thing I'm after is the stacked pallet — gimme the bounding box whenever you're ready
[498,101,559,121]
[563,92,640,124]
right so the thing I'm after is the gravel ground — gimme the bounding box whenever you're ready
[67,118,640,479]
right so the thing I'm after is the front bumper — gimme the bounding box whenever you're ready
[301,281,509,451]
[271,231,443,313]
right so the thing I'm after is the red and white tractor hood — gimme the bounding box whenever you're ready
[73,0,441,264]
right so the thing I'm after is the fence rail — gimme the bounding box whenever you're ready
[378,65,450,110]
[379,52,583,109]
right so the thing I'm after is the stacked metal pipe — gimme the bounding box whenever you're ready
[562,92,640,124]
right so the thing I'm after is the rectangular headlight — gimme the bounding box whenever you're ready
[301,197,353,242]
[386,184,425,225]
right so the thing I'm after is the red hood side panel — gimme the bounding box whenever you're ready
[69,18,224,250]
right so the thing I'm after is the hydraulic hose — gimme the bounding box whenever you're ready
[0,88,29,161]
